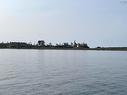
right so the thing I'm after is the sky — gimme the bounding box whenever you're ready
[0,0,127,47]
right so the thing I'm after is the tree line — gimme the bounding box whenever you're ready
[0,40,90,49]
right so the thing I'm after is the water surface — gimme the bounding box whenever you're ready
[0,49,127,95]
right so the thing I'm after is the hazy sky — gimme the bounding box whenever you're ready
[0,0,127,47]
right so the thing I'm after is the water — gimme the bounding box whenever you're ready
[0,49,127,95]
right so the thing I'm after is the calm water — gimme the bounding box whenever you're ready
[0,49,127,95]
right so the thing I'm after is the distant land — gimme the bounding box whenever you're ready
[0,40,127,51]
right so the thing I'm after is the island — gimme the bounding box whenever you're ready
[0,40,127,51]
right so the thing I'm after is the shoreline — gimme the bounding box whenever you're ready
[0,48,127,51]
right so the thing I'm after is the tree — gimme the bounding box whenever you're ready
[38,40,45,46]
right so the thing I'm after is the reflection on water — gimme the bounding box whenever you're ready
[0,49,127,95]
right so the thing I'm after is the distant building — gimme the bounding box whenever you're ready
[38,40,45,46]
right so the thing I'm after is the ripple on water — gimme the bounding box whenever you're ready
[0,50,127,95]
